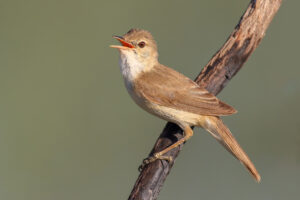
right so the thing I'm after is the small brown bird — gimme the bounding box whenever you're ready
[110,29,260,182]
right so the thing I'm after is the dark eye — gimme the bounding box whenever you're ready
[138,41,146,48]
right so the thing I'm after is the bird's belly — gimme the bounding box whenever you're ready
[146,103,202,127]
[127,89,201,127]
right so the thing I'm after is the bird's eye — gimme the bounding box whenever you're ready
[138,41,146,48]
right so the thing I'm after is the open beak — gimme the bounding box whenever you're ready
[110,36,135,50]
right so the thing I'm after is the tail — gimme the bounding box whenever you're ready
[202,116,261,182]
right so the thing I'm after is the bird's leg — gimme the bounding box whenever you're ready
[139,126,193,171]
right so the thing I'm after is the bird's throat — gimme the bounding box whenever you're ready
[119,51,155,88]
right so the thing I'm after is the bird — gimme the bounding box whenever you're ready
[110,28,260,182]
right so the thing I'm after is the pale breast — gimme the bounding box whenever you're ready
[119,51,149,109]
[119,51,145,86]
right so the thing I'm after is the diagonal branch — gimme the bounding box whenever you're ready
[128,0,282,199]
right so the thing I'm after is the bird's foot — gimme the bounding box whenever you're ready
[138,153,173,171]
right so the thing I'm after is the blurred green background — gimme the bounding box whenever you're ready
[1,0,299,199]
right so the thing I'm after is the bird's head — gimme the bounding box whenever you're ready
[110,29,159,66]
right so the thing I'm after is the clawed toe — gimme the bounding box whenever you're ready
[138,154,173,171]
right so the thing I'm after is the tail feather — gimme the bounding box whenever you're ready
[203,116,261,182]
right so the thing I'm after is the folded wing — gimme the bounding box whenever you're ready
[134,64,236,116]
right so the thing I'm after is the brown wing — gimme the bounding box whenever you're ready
[134,64,236,116]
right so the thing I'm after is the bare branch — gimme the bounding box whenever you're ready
[128,0,282,199]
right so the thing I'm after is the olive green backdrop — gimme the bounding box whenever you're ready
[1,0,299,199]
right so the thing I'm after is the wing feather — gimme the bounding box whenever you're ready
[134,64,236,116]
